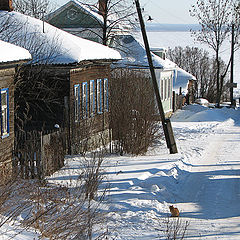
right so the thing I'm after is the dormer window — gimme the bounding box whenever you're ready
[151,48,167,60]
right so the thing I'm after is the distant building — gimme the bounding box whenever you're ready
[46,0,104,43]
[46,0,131,44]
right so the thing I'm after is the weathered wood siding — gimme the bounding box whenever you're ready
[70,63,111,153]
[0,66,14,180]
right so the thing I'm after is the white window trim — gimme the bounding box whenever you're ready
[74,84,80,122]
[82,82,88,119]
[103,78,109,112]
[97,79,103,114]
[89,80,95,117]
[1,88,9,139]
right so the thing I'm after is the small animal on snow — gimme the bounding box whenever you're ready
[169,205,180,217]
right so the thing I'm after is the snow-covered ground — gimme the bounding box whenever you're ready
[2,105,240,239]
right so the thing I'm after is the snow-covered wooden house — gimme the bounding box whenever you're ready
[0,7,121,153]
[0,40,31,180]
[111,35,176,115]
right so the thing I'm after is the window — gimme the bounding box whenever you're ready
[82,82,88,119]
[168,77,172,100]
[160,78,164,100]
[97,79,102,114]
[89,80,95,116]
[164,78,168,100]
[74,84,80,122]
[103,78,108,112]
[1,88,9,138]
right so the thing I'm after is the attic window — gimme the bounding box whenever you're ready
[67,8,78,20]
[1,88,9,138]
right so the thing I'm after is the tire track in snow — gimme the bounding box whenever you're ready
[175,123,240,239]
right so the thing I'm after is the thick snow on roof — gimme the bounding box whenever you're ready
[0,11,121,64]
[0,40,31,63]
[111,35,175,69]
[173,67,196,95]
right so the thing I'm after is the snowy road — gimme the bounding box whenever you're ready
[176,123,240,239]
[8,105,240,239]
[104,106,240,239]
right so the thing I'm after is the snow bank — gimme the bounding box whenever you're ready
[172,104,240,123]
[0,11,121,64]
[0,40,31,63]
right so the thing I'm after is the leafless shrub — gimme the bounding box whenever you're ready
[110,69,160,155]
[0,153,109,239]
[157,217,189,240]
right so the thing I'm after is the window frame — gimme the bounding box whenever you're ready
[103,78,109,112]
[82,82,88,119]
[96,79,103,114]
[89,80,95,117]
[74,84,80,122]
[0,88,10,139]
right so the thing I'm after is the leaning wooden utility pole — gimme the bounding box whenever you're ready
[134,0,178,154]
[230,23,235,106]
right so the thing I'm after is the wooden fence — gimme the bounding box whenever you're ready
[13,130,66,179]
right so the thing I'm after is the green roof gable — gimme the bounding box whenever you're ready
[48,4,102,29]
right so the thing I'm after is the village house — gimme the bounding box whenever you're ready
[111,35,176,115]
[0,40,31,180]
[150,47,197,110]
[0,4,121,154]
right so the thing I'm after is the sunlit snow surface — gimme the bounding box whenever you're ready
[2,105,240,239]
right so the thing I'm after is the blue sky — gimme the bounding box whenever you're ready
[52,0,198,24]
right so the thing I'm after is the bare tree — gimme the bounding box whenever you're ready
[77,0,138,46]
[13,0,55,19]
[168,46,229,102]
[190,0,240,106]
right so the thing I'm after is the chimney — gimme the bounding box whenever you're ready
[99,0,107,16]
[0,0,14,11]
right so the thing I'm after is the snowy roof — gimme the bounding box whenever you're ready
[0,40,31,64]
[47,0,104,25]
[0,11,121,64]
[111,35,176,69]
[173,67,196,95]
